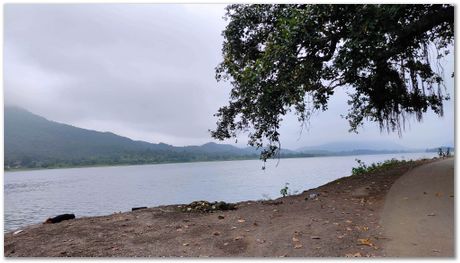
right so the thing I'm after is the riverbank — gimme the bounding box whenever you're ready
[4,158,437,257]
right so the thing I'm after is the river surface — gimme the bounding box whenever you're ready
[4,152,437,232]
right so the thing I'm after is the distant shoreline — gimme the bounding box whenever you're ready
[5,150,431,173]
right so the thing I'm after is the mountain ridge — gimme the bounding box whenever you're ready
[4,106,430,170]
[4,106,298,169]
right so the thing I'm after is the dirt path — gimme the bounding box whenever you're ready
[380,158,454,257]
[4,159,436,257]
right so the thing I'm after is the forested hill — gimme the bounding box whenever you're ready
[4,107,432,170]
[4,107,310,170]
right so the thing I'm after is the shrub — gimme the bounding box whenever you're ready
[351,158,409,176]
[280,183,290,197]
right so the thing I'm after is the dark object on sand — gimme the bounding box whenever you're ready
[44,214,75,224]
[132,207,147,211]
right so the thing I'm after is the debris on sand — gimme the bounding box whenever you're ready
[13,230,23,235]
[179,201,237,213]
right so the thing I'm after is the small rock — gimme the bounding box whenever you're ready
[311,236,321,239]
[213,231,220,236]
[234,236,244,240]
[13,230,23,235]
[294,244,303,249]
[218,215,225,220]
[345,252,362,257]
[183,243,189,246]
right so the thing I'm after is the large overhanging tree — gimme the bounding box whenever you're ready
[211,4,454,161]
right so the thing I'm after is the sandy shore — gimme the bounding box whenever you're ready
[4,158,435,257]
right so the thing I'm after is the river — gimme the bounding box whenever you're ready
[4,152,437,232]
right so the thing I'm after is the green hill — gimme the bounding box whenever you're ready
[4,107,264,169]
[6,107,378,170]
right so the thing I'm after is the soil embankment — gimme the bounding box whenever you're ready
[4,158,444,257]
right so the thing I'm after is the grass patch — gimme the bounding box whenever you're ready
[351,158,414,176]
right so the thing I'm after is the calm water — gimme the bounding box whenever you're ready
[4,152,437,232]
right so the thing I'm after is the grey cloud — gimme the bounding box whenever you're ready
[4,4,454,149]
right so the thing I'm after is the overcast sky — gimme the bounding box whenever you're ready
[4,4,454,150]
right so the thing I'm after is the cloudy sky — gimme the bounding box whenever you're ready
[4,4,454,150]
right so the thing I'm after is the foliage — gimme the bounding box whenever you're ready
[280,182,290,197]
[351,158,411,176]
[212,4,454,161]
[351,159,369,176]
